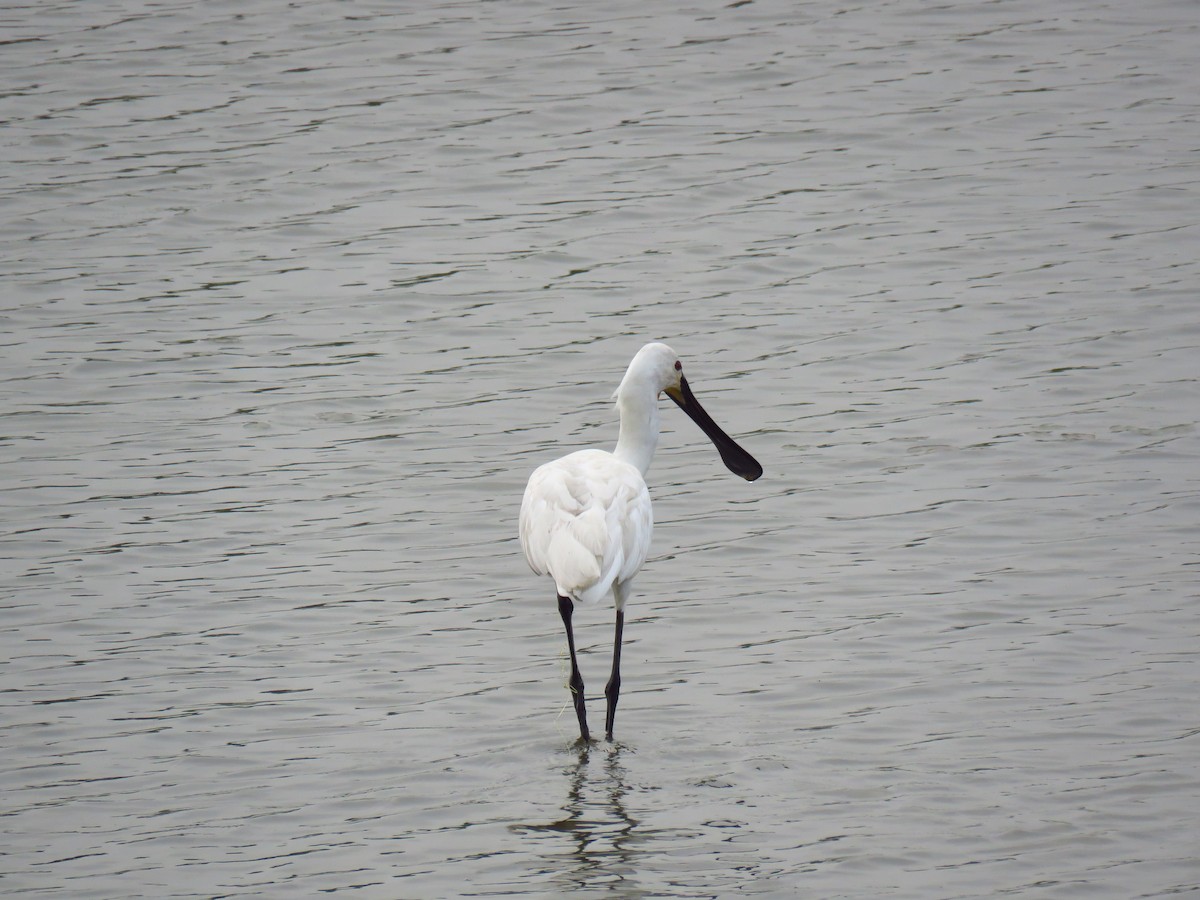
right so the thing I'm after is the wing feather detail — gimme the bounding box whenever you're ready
[519,449,652,605]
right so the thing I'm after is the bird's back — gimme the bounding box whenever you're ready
[519,449,652,606]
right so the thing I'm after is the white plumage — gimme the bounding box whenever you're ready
[520,449,651,608]
[518,342,762,743]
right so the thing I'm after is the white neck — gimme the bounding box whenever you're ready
[612,383,660,476]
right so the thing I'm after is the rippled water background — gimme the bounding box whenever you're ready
[3,0,1198,896]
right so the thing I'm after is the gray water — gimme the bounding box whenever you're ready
[2,0,1197,896]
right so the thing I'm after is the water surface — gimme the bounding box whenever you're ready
[2,0,1197,897]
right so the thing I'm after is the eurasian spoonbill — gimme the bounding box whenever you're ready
[518,342,762,742]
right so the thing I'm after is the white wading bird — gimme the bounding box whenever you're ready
[519,343,762,742]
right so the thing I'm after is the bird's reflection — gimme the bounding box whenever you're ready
[512,742,645,897]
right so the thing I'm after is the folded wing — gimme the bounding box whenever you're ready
[519,449,652,606]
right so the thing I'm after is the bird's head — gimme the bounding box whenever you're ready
[620,342,762,482]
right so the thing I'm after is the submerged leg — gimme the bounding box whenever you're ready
[558,594,590,742]
[604,609,624,741]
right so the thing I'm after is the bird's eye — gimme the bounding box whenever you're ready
[674,360,682,371]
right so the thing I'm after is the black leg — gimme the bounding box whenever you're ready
[558,595,590,742]
[604,609,624,741]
